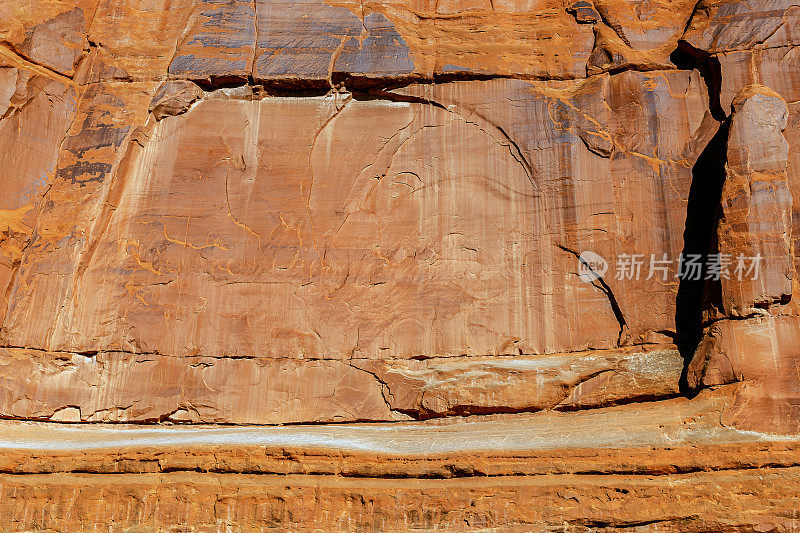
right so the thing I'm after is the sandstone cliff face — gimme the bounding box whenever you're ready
[0,0,799,530]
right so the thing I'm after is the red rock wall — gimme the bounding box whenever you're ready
[1,0,799,529]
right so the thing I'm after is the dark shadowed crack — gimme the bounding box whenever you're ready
[675,118,730,394]
[670,40,726,120]
[0,44,74,84]
[557,245,628,345]
[592,4,633,48]
[666,37,733,394]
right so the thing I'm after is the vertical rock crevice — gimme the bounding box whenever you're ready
[682,84,800,433]
[670,40,725,121]
[675,118,729,393]
[670,39,728,393]
[557,245,629,345]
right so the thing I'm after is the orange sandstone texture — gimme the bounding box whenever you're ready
[0,0,799,530]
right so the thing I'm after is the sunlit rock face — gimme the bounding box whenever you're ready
[1,0,799,530]
[686,84,800,435]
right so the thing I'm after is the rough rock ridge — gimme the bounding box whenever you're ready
[0,0,799,530]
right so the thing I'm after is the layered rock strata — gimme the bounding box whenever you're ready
[2,387,800,531]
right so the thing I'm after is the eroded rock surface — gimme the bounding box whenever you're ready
[686,84,800,434]
[1,0,799,530]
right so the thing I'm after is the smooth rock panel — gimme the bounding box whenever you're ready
[0,69,77,325]
[720,85,792,313]
[254,1,413,80]
[1,71,714,358]
[687,314,800,433]
[0,345,681,424]
[683,0,800,53]
[168,0,256,80]
[0,348,396,424]
[355,347,683,417]
[0,81,155,348]
[394,72,711,345]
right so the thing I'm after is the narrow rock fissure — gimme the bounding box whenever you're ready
[670,40,726,121]
[557,245,628,345]
[670,39,730,394]
[674,118,729,393]
[0,342,673,361]
[180,60,710,102]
